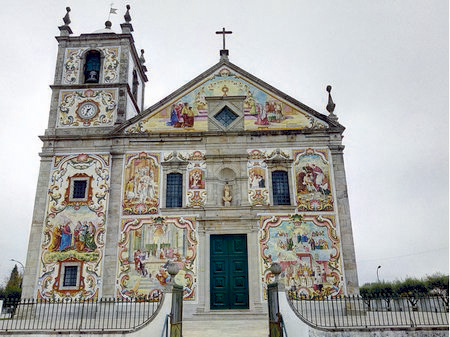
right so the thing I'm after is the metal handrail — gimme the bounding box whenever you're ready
[287,292,449,330]
[0,296,163,332]
[161,314,171,337]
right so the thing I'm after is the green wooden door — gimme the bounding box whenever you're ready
[210,234,249,310]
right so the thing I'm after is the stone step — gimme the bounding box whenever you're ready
[188,310,268,321]
[182,319,269,337]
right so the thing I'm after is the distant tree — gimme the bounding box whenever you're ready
[6,265,21,289]
[393,277,428,297]
[360,282,395,297]
[0,265,22,301]
[425,273,449,296]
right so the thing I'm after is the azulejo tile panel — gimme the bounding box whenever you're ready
[247,149,269,206]
[259,214,343,299]
[117,216,198,301]
[125,66,328,134]
[57,89,117,128]
[37,154,111,299]
[293,148,334,211]
[61,47,120,84]
[122,152,161,215]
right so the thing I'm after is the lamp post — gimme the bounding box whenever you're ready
[376,265,381,283]
[10,259,24,274]
[10,259,25,288]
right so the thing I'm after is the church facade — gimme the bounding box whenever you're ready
[22,7,359,315]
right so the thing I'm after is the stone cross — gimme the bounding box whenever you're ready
[216,27,232,50]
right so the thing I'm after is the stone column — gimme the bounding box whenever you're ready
[22,155,53,298]
[101,150,124,297]
[331,146,359,295]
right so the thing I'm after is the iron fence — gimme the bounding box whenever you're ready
[0,296,163,332]
[288,292,449,329]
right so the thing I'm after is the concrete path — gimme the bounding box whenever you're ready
[183,319,269,337]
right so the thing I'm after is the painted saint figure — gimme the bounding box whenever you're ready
[166,104,182,127]
[59,222,72,251]
[255,103,269,125]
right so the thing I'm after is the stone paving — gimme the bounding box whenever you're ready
[183,319,269,337]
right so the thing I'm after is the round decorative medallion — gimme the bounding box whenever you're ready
[76,101,99,120]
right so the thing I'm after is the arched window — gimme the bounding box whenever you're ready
[132,70,139,100]
[272,170,290,205]
[166,173,183,208]
[84,50,101,83]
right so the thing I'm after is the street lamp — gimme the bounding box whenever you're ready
[10,259,25,277]
[10,259,24,288]
[376,265,381,283]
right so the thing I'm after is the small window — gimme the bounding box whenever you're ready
[272,170,291,205]
[132,70,139,100]
[84,50,101,83]
[166,173,183,208]
[58,261,82,291]
[214,106,238,127]
[63,266,78,287]
[72,180,87,199]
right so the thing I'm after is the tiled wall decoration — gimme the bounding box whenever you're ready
[61,47,120,84]
[117,216,198,300]
[293,148,334,211]
[247,149,269,206]
[259,214,343,298]
[57,89,117,127]
[125,66,328,134]
[122,152,161,215]
[37,154,111,299]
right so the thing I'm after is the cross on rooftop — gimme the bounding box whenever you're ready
[216,27,232,51]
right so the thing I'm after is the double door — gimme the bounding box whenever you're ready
[210,234,249,310]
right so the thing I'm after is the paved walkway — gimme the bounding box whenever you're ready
[183,319,269,337]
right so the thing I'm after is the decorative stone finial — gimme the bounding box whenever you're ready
[326,85,338,121]
[139,49,148,73]
[63,7,71,25]
[167,262,180,278]
[270,262,282,284]
[105,20,112,29]
[270,262,282,277]
[139,49,146,64]
[124,4,132,23]
[58,7,73,36]
[121,5,134,33]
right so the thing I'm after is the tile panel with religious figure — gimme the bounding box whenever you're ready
[122,152,161,215]
[117,217,198,301]
[125,67,328,134]
[293,148,334,211]
[37,154,110,299]
[259,214,343,299]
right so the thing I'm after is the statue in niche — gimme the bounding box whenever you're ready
[223,182,232,206]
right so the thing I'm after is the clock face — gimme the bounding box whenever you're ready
[77,102,98,120]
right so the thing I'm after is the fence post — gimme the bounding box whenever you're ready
[167,262,183,337]
[268,263,283,337]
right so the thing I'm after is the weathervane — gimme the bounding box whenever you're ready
[108,2,118,21]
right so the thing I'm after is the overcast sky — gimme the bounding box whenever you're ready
[0,0,447,287]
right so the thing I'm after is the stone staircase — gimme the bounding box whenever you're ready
[183,311,269,337]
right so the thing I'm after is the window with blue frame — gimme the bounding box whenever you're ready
[272,170,290,205]
[166,173,183,208]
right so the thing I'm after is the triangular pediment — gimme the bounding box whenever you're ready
[117,60,342,134]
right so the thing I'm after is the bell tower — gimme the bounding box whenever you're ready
[21,5,148,299]
[47,6,147,135]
